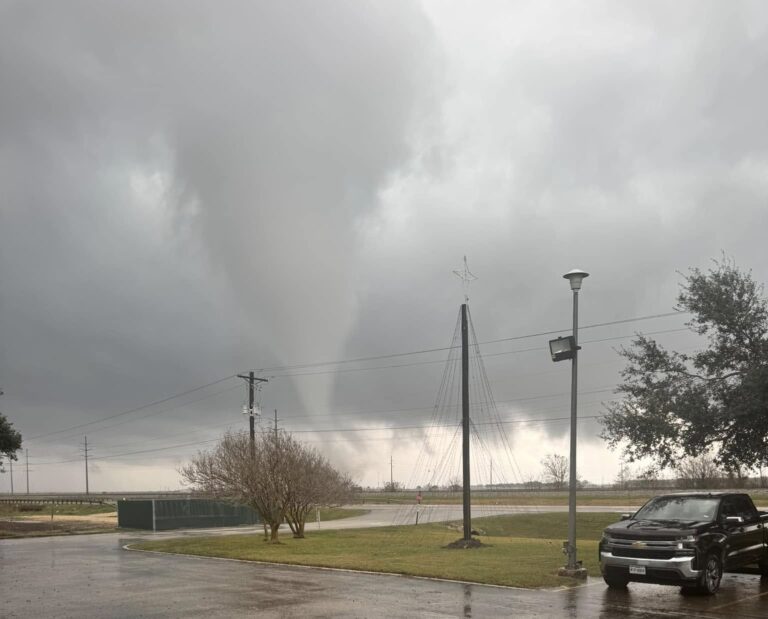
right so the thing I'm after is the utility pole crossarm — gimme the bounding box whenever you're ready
[236,374,269,384]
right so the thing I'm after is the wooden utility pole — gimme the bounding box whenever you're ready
[248,371,255,444]
[461,303,471,540]
[273,409,279,441]
[237,372,268,447]
[9,456,13,494]
[390,454,394,490]
[490,459,493,489]
[84,436,89,495]
[25,449,29,494]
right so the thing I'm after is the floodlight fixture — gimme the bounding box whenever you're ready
[549,335,579,362]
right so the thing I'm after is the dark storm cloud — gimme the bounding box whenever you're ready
[0,0,437,487]
[1,0,767,490]
[323,0,768,477]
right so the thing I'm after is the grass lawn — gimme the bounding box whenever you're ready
[360,491,651,507]
[133,512,619,588]
[360,490,768,507]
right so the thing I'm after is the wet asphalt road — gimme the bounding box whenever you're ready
[2,506,768,618]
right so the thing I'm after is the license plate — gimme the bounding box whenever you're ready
[629,565,646,575]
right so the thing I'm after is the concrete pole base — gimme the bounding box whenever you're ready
[558,566,588,579]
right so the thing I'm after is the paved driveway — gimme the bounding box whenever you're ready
[2,506,767,618]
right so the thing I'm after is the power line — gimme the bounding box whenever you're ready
[30,411,606,466]
[479,312,685,347]
[29,383,244,447]
[89,418,244,452]
[31,436,224,466]
[268,327,690,379]
[286,414,604,435]
[277,388,616,423]
[20,310,685,446]
[84,415,597,453]
[124,415,606,453]
[256,311,685,373]
[30,388,616,458]
[25,382,618,460]
[29,392,618,459]
[24,375,238,442]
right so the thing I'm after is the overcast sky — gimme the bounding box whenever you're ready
[1,0,767,492]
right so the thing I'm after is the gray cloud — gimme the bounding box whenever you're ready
[1,0,767,490]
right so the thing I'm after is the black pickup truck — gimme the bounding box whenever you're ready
[599,492,768,594]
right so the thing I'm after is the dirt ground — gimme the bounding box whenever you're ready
[0,511,117,538]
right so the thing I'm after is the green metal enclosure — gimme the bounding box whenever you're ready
[117,498,260,531]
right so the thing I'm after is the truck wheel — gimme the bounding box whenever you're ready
[603,572,629,589]
[697,553,722,595]
[759,557,768,578]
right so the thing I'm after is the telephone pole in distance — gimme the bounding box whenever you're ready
[273,409,279,441]
[83,436,90,495]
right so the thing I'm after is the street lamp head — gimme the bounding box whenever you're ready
[563,269,589,291]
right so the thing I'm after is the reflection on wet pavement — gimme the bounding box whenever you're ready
[1,527,767,617]
[463,583,472,618]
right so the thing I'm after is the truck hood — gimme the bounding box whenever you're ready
[605,519,712,538]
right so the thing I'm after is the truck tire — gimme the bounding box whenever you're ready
[696,553,722,595]
[759,557,768,578]
[603,572,629,589]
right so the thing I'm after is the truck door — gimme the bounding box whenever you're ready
[720,495,764,568]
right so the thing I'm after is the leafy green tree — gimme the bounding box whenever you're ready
[601,258,768,472]
[0,412,22,468]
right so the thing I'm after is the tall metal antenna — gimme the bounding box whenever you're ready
[452,256,478,302]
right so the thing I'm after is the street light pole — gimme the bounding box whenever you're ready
[567,284,580,570]
[559,269,588,578]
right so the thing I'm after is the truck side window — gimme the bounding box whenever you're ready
[733,496,758,522]
[720,498,736,520]
[722,496,758,522]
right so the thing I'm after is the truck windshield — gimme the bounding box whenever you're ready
[633,496,719,522]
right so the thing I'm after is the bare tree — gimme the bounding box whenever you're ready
[724,465,748,489]
[181,431,288,541]
[181,430,350,542]
[540,454,568,489]
[615,461,633,490]
[636,465,660,490]
[524,473,542,491]
[283,445,353,538]
[446,477,462,492]
[676,454,724,489]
